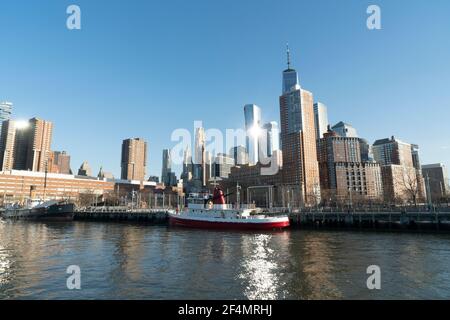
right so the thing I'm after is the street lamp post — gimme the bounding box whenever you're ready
[425,173,433,208]
[348,187,353,211]
[288,186,291,210]
[131,190,136,210]
[236,183,241,209]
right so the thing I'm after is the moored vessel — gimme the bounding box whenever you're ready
[0,165,75,221]
[1,199,75,221]
[169,187,290,230]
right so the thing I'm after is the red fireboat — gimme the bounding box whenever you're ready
[169,186,290,230]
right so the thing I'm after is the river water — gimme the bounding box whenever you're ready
[1,220,450,300]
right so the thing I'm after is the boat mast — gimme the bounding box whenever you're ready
[236,182,241,209]
[43,161,48,201]
[211,176,219,188]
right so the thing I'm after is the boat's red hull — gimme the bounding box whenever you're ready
[169,216,290,230]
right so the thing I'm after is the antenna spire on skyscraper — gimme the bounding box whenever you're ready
[286,43,291,69]
[282,43,299,93]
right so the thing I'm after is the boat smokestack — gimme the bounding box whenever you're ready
[212,187,226,205]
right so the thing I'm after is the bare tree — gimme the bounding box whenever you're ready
[443,190,450,206]
[320,188,340,208]
[103,191,120,206]
[77,190,97,208]
[399,167,421,206]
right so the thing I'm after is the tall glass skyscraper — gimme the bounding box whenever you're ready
[282,46,300,94]
[262,121,280,158]
[313,102,329,140]
[244,104,261,165]
[279,47,321,205]
[194,127,207,186]
[161,149,172,185]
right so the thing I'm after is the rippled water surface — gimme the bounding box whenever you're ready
[1,220,450,299]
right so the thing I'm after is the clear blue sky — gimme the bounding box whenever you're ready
[1,0,450,178]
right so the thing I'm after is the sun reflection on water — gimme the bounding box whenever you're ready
[0,246,12,285]
[238,234,280,300]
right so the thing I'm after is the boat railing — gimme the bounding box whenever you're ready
[210,204,234,210]
[240,204,257,210]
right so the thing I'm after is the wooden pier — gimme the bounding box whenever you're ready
[289,208,450,231]
[70,206,450,232]
[74,207,171,223]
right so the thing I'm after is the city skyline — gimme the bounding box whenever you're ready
[1,1,450,178]
[3,1,450,305]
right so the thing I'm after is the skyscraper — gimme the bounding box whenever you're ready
[411,144,421,170]
[372,136,413,167]
[313,102,329,140]
[244,104,262,165]
[372,136,425,204]
[161,149,172,185]
[0,102,13,137]
[214,153,235,179]
[422,163,449,202]
[204,151,213,184]
[331,121,358,138]
[148,176,160,183]
[282,46,300,94]
[13,118,53,172]
[53,151,72,174]
[47,151,59,173]
[121,138,147,181]
[181,146,193,182]
[262,121,280,158]
[279,46,321,205]
[230,145,249,166]
[0,120,18,171]
[359,138,374,162]
[317,129,383,202]
[194,127,205,165]
[194,127,206,186]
